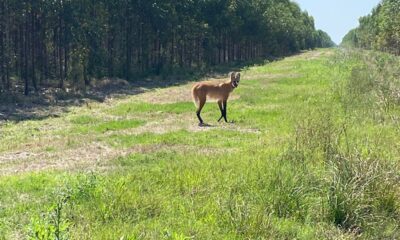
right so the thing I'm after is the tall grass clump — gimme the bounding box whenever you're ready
[293,106,400,238]
[288,49,400,238]
[331,49,400,123]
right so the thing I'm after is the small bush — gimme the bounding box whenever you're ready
[29,188,72,240]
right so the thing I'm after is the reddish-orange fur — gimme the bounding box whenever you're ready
[192,72,240,125]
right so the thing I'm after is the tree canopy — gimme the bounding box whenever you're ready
[341,0,400,55]
[0,0,334,95]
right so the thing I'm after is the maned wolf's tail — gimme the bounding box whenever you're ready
[191,87,199,108]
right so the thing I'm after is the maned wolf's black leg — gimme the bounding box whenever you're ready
[223,100,228,122]
[218,101,224,122]
[196,100,206,125]
[197,112,204,125]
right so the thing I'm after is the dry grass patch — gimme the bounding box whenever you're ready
[243,73,302,81]
[135,82,194,104]
[0,142,119,175]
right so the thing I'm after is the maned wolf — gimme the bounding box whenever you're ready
[191,72,240,126]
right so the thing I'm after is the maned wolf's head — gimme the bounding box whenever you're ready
[230,72,241,88]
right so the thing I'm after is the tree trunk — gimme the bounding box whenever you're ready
[125,6,132,81]
[0,3,4,91]
[24,18,29,96]
[58,15,64,89]
[31,9,37,92]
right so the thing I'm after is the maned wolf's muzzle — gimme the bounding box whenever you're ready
[232,81,239,88]
[231,72,240,88]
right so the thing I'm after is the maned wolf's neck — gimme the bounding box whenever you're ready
[221,81,235,91]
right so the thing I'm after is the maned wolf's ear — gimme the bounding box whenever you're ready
[235,72,241,80]
[230,72,236,81]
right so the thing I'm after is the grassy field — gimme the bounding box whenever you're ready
[0,49,399,239]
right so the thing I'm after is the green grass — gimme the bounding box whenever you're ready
[72,118,144,134]
[109,102,194,116]
[0,49,399,239]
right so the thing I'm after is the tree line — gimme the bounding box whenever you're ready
[341,0,400,55]
[0,0,334,95]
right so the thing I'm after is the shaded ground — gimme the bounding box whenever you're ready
[0,79,144,122]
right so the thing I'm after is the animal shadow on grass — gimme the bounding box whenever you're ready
[198,123,215,128]
[198,120,235,127]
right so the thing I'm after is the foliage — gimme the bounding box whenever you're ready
[29,188,72,240]
[0,0,334,94]
[315,30,336,48]
[341,0,400,55]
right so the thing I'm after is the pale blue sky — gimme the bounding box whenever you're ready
[294,0,382,44]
